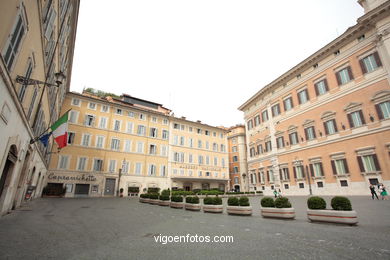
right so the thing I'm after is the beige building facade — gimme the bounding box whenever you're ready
[168,117,229,191]
[239,0,390,196]
[0,0,79,215]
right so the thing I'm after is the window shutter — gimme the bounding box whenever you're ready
[304,128,308,140]
[302,166,306,178]
[305,89,310,101]
[297,93,302,104]
[323,122,329,135]
[359,59,367,74]
[375,104,384,120]
[266,171,270,182]
[293,167,297,179]
[343,159,350,174]
[283,100,287,111]
[324,79,329,91]
[309,164,314,177]
[347,113,354,128]
[286,168,290,180]
[271,107,275,117]
[359,110,366,125]
[289,133,292,144]
[315,83,320,96]
[319,163,324,176]
[373,52,382,67]
[331,160,337,175]
[357,156,365,172]
[333,119,338,132]
[336,71,342,86]
[312,127,316,138]
[372,154,381,171]
[279,169,283,180]
[347,66,354,80]
[282,137,285,147]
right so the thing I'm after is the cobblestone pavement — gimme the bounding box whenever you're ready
[0,196,389,260]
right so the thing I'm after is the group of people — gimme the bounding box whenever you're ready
[369,183,388,200]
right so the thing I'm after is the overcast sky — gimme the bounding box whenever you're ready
[70,0,364,127]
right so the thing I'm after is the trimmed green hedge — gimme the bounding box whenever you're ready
[171,191,195,196]
[227,197,239,206]
[261,197,275,207]
[140,193,149,198]
[161,189,170,196]
[185,196,200,204]
[239,196,250,206]
[307,196,326,210]
[159,195,170,201]
[147,188,160,194]
[275,197,292,208]
[331,196,352,211]
[204,197,222,205]
[171,196,183,202]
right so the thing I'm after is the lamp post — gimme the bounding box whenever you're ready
[117,158,126,197]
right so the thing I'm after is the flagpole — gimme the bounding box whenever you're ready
[30,109,72,144]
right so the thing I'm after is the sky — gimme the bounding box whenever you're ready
[70,0,364,127]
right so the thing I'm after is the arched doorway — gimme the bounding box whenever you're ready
[234,185,240,192]
[0,145,18,212]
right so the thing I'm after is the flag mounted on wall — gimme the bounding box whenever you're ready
[50,111,69,149]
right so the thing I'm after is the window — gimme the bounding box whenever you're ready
[198,155,204,164]
[299,183,305,189]
[262,110,268,122]
[113,120,121,131]
[357,154,381,173]
[173,123,180,129]
[96,136,104,148]
[128,111,134,117]
[124,140,131,152]
[232,146,237,152]
[98,117,107,129]
[77,157,87,171]
[148,164,156,176]
[150,127,158,138]
[271,104,281,117]
[137,142,144,153]
[180,136,185,146]
[265,141,272,152]
[161,145,167,156]
[247,120,253,130]
[336,66,353,85]
[126,122,133,134]
[284,184,289,189]
[268,169,275,182]
[67,132,75,144]
[58,155,69,169]
[317,182,324,188]
[115,108,122,115]
[233,166,239,173]
[347,110,365,128]
[360,52,382,74]
[310,162,324,177]
[340,180,348,187]
[101,105,109,112]
[221,144,226,152]
[205,130,210,136]
[93,159,103,171]
[222,158,225,168]
[18,60,32,101]
[197,128,202,134]
[314,79,329,96]
[198,140,202,149]
[161,165,166,177]
[324,119,338,135]
[163,118,168,125]
[206,172,210,177]
[304,126,316,141]
[2,7,27,70]
[84,115,95,127]
[206,156,210,165]
[109,160,116,173]
[298,89,309,104]
[135,163,142,175]
[139,113,145,120]
[111,138,120,150]
[162,130,169,140]
[149,144,157,155]
[234,177,239,184]
[331,159,349,175]
[283,97,293,111]
[88,102,96,110]
[232,156,238,162]
[376,101,390,120]
[198,171,202,177]
[293,165,305,179]
[137,125,146,135]
[289,132,299,145]
[122,161,129,174]
[257,144,263,154]
[254,115,261,126]
[279,168,290,181]
[276,136,285,149]
[189,154,193,163]
[82,134,91,146]
[249,147,255,157]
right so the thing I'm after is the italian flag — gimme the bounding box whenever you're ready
[51,111,69,149]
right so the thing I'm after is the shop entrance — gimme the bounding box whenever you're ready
[104,178,116,196]
[75,184,90,196]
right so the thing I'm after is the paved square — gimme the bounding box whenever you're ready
[0,196,389,259]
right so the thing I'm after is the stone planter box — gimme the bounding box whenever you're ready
[159,200,170,206]
[261,207,295,219]
[307,209,358,225]
[149,199,160,205]
[203,204,223,213]
[185,203,201,211]
[139,198,150,203]
[170,201,184,209]
[227,206,252,216]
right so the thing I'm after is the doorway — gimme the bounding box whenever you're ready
[0,145,17,209]
[75,184,90,196]
[104,178,116,195]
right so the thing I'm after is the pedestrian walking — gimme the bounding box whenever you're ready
[370,184,379,200]
[379,184,388,200]
[278,189,282,198]
[273,189,278,198]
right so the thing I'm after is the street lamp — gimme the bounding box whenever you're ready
[293,158,312,196]
[16,71,66,87]
[117,158,126,197]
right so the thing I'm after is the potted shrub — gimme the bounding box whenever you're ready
[139,193,150,203]
[149,193,160,205]
[260,196,295,219]
[185,196,201,211]
[203,196,223,213]
[158,195,170,206]
[170,196,184,209]
[307,196,358,225]
[227,196,252,215]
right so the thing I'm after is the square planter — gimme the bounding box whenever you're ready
[307,209,358,225]
[261,207,295,219]
[139,198,150,203]
[159,200,170,206]
[185,203,201,211]
[203,204,223,213]
[227,206,252,216]
[149,199,160,205]
[170,201,184,209]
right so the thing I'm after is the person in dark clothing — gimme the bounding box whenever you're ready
[370,184,379,200]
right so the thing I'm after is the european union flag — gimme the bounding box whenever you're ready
[39,132,52,147]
